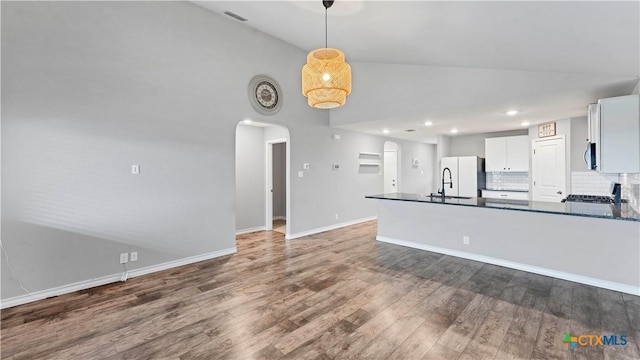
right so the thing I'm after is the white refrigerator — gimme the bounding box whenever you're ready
[440,156,485,197]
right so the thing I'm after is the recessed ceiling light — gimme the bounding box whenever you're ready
[506,110,519,116]
[450,128,459,134]
[243,119,252,124]
[382,129,390,134]
[521,121,530,126]
[424,121,433,126]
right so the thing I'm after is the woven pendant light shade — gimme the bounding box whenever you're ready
[302,48,352,109]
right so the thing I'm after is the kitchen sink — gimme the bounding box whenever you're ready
[426,193,472,200]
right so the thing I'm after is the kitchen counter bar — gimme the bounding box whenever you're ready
[367,193,640,295]
[365,192,640,222]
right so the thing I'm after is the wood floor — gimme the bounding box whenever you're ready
[273,219,286,235]
[1,220,639,359]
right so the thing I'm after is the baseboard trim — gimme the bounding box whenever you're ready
[286,216,377,240]
[127,247,237,279]
[376,236,640,296]
[272,216,286,221]
[0,247,237,309]
[236,226,266,235]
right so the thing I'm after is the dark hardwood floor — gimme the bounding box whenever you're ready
[1,220,639,359]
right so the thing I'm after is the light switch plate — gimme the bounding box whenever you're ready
[132,165,140,174]
[298,171,304,178]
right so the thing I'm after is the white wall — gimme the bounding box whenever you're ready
[1,2,438,303]
[235,125,266,231]
[398,141,436,195]
[569,116,589,172]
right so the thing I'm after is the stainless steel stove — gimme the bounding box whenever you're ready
[561,194,613,204]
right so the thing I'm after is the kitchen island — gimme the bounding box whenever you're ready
[366,193,640,295]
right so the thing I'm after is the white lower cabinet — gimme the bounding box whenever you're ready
[481,190,529,201]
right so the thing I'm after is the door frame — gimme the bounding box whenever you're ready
[265,139,287,232]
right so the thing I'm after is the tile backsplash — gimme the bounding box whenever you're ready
[570,172,620,196]
[571,171,640,213]
[486,172,529,191]
[622,173,640,213]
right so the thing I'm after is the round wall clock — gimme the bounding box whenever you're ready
[248,75,283,115]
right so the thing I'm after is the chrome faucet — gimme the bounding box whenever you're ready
[439,167,453,199]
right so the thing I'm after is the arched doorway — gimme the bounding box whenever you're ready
[235,121,291,237]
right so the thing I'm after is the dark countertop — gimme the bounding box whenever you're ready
[365,193,640,222]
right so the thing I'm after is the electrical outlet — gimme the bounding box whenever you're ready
[120,253,129,264]
[335,213,339,220]
[463,236,470,245]
[130,252,138,262]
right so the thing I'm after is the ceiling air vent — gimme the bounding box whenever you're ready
[224,11,248,22]
[405,129,416,132]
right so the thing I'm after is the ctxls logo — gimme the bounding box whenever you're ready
[563,333,578,350]
[563,332,627,351]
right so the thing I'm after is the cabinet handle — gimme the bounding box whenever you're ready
[500,194,508,197]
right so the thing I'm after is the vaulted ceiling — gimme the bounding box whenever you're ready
[195,1,639,142]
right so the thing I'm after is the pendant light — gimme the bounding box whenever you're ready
[302,0,352,109]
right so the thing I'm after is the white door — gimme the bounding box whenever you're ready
[440,157,459,196]
[532,136,566,202]
[384,150,398,193]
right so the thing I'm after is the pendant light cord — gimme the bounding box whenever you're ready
[325,7,328,48]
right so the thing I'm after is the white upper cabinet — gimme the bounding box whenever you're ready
[485,135,529,172]
[506,136,530,171]
[597,94,639,174]
[484,138,505,172]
